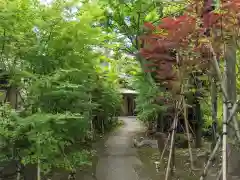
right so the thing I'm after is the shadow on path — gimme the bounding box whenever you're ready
[95,116,151,180]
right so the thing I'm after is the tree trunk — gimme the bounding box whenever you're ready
[192,73,203,148]
[195,102,202,148]
[224,43,240,178]
[157,112,164,132]
[6,86,18,109]
[211,73,218,149]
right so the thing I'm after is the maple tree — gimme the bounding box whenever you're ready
[140,0,240,96]
[139,0,240,179]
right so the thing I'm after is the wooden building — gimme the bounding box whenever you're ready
[119,88,138,116]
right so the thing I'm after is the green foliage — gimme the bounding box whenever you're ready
[117,54,141,88]
[134,73,169,123]
[162,1,186,17]
[99,0,165,54]
[96,0,188,126]
[0,0,121,176]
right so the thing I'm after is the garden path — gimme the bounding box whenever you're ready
[95,116,151,180]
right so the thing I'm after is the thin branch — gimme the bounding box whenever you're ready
[113,13,138,50]
[122,2,132,11]
[135,12,141,49]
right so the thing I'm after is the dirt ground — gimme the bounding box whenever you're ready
[137,137,221,180]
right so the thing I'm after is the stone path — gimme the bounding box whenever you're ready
[95,116,151,180]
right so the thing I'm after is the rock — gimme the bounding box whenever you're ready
[133,137,158,149]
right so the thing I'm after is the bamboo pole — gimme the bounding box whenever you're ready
[37,159,41,180]
[159,133,171,166]
[209,44,240,142]
[183,98,195,170]
[200,136,222,180]
[217,168,222,180]
[222,99,228,180]
[37,133,41,180]
[199,100,239,180]
[164,113,179,180]
[16,163,21,180]
[164,95,183,180]
[159,117,180,169]
[216,145,232,180]
[208,43,240,180]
